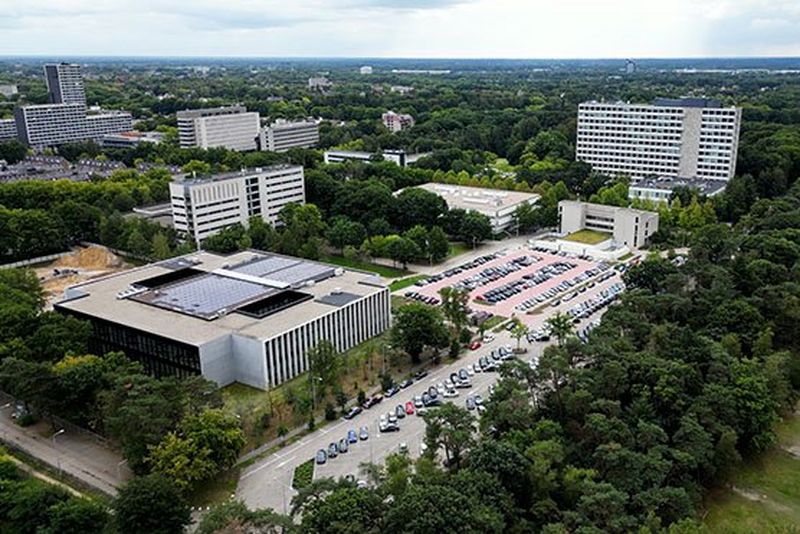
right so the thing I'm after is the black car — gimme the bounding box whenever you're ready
[384,386,401,398]
[399,378,414,389]
[414,370,429,380]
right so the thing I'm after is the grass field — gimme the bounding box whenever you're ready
[321,254,410,278]
[292,458,315,490]
[389,274,428,292]
[562,229,611,245]
[703,408,800,532]
[448,242,471,258]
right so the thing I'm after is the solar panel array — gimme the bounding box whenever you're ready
[130,252,338,320]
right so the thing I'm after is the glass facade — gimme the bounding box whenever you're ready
[56,307,201,379]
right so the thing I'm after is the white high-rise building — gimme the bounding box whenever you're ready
[44,63,86,105]
[177,106,260,151]
[170,165,306,245]
[382,110,415,132]
[0,119,17,141]
[258,119,319,152]
[576,98,741,181]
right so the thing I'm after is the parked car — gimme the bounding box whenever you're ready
[338,438,349,453]
[328,442,339,458]
[347,429,358,443]
[413,395,424,408]
[316,449,327,464]
[468,341,482,350]
[384,386,401,398]
[395,404,406,419]
[405,401,415,415]
[359,426,369,440]
[466,397,476,410]
[343,406,362,420]
[399,378,414,389]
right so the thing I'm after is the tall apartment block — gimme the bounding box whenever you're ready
[258,119,319,152]
[170,165,305,245]
[45,63,86,105]
[576,98,741,180]
[177,106,260,151]
[0,119,17,141]
[382,110,415,132]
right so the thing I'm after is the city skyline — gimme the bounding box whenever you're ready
[2,0,800,59]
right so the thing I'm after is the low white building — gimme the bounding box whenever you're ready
[308,77,332,91]
[558,200,658,249]
[359,66,373,75]
[415,183,540,233]
[323,149,429,168]
[628,176,727,203]
[170,165,305,245]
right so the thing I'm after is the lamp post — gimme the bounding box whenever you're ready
[51,428,65,446]
[310,376,323,412]
[51,429,65,475]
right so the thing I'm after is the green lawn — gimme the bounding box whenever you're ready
[562,229,611,245]
[320,254,411,278]
[703,408,800,532]
[448,242,471,258]
[292,458,315,490]
[390,274,428,292]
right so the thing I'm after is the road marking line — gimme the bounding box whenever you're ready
[276,455,296,468]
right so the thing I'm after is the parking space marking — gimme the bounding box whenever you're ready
[276,455,296,468]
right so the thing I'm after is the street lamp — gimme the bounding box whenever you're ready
[51,428,65,446]
[116,458,128,480]
[310,375,323,412]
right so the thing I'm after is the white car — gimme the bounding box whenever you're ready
[443,389,459,398]
[466,365,476,376]
[483,334,495,343]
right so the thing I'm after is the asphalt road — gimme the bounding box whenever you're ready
[236,246,629,514]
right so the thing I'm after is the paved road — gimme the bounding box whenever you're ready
[0,410,131,496]
[236,249,627,513]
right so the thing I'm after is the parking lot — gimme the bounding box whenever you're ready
[406,247,608,325]
[237,246,630,514]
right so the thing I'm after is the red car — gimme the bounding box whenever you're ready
[405,401,415,415]
[468,341,482,350]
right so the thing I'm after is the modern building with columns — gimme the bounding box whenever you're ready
[55,250,391,390]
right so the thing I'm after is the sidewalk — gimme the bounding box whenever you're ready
[0,410,131,496]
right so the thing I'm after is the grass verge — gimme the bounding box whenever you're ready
[390,274,428,292]
[292,458,314,490]
[320,254,411,278]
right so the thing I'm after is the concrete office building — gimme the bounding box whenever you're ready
[559,200,658,249]
[0,84,18,98]
[577,98,741,181]
[177,106,260,151]
[415,183,540,233]
[308,77,332,91]
[100,131,164,149]
[258,119,319,152]
[170,165,305,245]
[55,250,391,389]
[359,66,373,75]
[0,119,17,141]
[323,149,429,167]
[45,63,86,105]
[14,104,133,147]
[628,176,727,203]
[382,110,415,132]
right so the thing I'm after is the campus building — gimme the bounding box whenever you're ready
[55,250,391,389]
[382,110,415,132]
[258,119,319,152]
[0,119,17,141]
[558,200,658,249]
[14,104,133,147]
[323,149,429,167]
[415,183,540,233]
[45,63,86,105]
[169,165,306,245]
[177,106,260,151]
[628,176,727,203]
[577,98,741,181]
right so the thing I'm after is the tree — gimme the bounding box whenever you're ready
[114,474,191,534]
[147,432,217,492]
[46,496,111,534]
[301,487,384,533]
[511,321,528,352]
[391,303,449,364]
[307,340,341,392]
[423,403,475,469]
[326,217,367,253]
[196,500,293,534]
[545,312,573,347]
[427,226,450,263]
[181,159,212,175]
[460,211,493,246]
[439,286,470,337]
[0,140,27,164]
[386,236,420,269]
[151,232,172,260]
[393,187,448,230]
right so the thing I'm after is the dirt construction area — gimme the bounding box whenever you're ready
[408,247,604,325]
[34,246,129,308]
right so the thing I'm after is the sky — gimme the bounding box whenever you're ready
[1,0,800,58]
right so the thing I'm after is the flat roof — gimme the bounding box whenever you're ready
[177,164,302,186]
[629,176,727,196]
[56,250,386,345]
[415,183,539,215]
